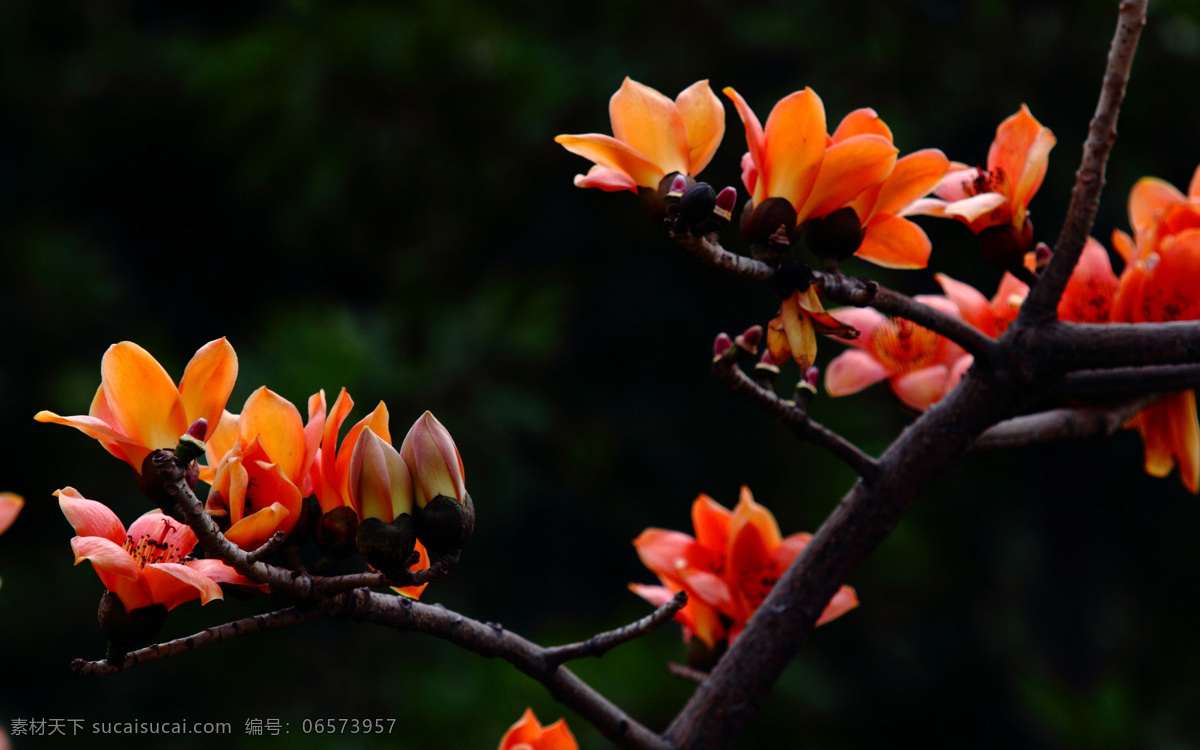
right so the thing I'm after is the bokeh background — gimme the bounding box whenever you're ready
[3,0,1200,747]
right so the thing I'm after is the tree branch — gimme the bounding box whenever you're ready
[672,231,775,281]
[545,591,687,665]
[1046,363,1200,402]
[1027,321,1200,373]
[712,351,879,481]
[972,393,1163,450]
[72,606,321,676]
[1018,0,1148,323]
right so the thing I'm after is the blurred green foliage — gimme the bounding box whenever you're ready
[3,0,1200,747]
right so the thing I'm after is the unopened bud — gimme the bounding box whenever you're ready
[414,493,475,555]
[678,182,717,229]
[349,428,414,524]
[667,174,689,199]
[315,506,360,559]
[174,433,207,465]
[735,325,762,354]
[794,375,818,408]
[356,514,417,580]
[740,197,798,250]
[1034,242,1052,269]
[400,412,467,509]
[805,366,820,389]
[714,187,737,222]
[755,350,781,376]
[712,332,734,361]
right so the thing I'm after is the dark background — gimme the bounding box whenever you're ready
[3,0,1200,747]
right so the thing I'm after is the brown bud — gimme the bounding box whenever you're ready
[355,515,417,581]
[315,506,360,559]
[801,206,864,262]
[414,493,475,555]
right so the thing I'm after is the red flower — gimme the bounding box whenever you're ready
[630,488,858,648]
[497,708,577,750]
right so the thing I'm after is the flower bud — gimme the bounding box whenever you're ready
[712,332,734,361]
[714,187,737,222]
[356,515,417,581]
[666,174,689,200]
[801,206,864,262]
[415,493,475,554]
[735,325,762,354]
[740,197,797,250]
[677,182,717,229]
[1034,242,1052,270]
[348,428,414,524]
[400,412,467,509]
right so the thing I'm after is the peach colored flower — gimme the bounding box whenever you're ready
[825,297,969,411]
[498,708,577,750]
[555,78,724,192]
[400,410,467,509]
[36,339,237,473]
[1112,165,1200,493]
[58,487,252,612]
[631,488,858,649]
[914,104,1055,239]
[201,387,325,550]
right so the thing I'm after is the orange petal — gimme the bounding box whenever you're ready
[224,502,291,550]
[246,460,302,530]
[798,134,897,223]
[143,562,223,610]
[1189,163,1200,201]
[240,387,306,482]
[573,165,638,192]
[633,528,698,582]
[87,385,135,465]
[722,87,768,202]
[34,410,147,470]
[761,88,827,210]
[942,192,1007,223]
[873,148,951,219]
[691,493,732,555]
[1112,229,1135,263]
[319,388,356,512]
[815,585,859,626]
[101,341,188,452]
[780,294,817,368]
[536,719,579,750]
[339,402,393,500]
[1129,176,1185,237]
[856,214,932,269]
[1058,237,1119,323]
[177,338,238,440]
[554,133,665,189]
[935,273,1000,337]
[831,108,893,143]
[675,80,725,175]
[727,489,783,608]
[0,492,22,536]
[393,539,430,600]
[987,105,1053,206]
[609,77,689,175]
[890,365,952,411]
[202,410,241,480]
[56,487,126,545]
[826,349,892,396]
[70,536,151,611]
[498,708,544,749]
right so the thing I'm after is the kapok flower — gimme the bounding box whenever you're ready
[400,411,467,508]
[554,78,724,193]
[1112,167,1200,493]
[0,493,22,591]
[824,297,969,411]
[630,488,858,649]
[934,268,1030,338]
[498,708,578,750]
[201,387,325,550]
[914,105,1055,262]
[349,428,414,524]
[36,339,237,473]
[310,388,391,515]
[58,487,252,612]
[724,88,899,254]
[766,287,858,370]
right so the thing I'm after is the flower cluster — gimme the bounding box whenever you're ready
[37,339,471,617]
[630,487,858,657]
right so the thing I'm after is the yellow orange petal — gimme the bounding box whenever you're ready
[780,294,817,369]
[34,410,147,470]
[722,87,768,201]
[143,562,223,609]
[393,539,430,600]
[240,387,306,482]
[1129,176,1185,237]
[1190,164,1200,201]
[987,105,1052,200]
[554,134,665,189]
[857,214,932,269]
[830,108,892,143]
[70,536,150,612]
[177,338,237,440]
[1112,229,1135,263]
[573,165,638,192]
[609,77,689,176]
[101,341,188,452]
[87,384,135,465]
[873,149,951,219]
[761,88,827,210]
[798,134,897,223]
[675,80,725,175]
[224,502,291,550]
[202,410,241,480]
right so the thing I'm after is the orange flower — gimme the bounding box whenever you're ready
[400,410,468,509]
[58,487,252,612]
[935,268,1031,339]
[917,105,1055,236]
[824,297,969,411]
[766,287,858,370]
[0,493,22,591]
[200,387,325,550]
[630,488,858,649]
[498,708,577,750]
[725,88,899,232]
[1112,166,1200,493]
[554,78,724,192]
[36,339,238,473]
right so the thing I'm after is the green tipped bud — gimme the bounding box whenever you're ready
[414,493,475,554]
[348,428,414,524]
[315,506,359,559]
[355,515,417,580]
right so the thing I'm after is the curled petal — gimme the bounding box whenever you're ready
[56,487,126,545]
[826,350,893,396]
[873,148,951,219]
[857,214,932,269]
[101,341,187,452]
[177,338,237,441]
[722,88,768,202]
[224,503,292,550]
[0,493,22,536]
[609,77,689,176]
[573,165,638,192]
[816,585,860,626]
[554,134,664,189]
[942,192,1008,222]
[1128,176,1185,238]
[142,562,223,610]
[933,167,983,201]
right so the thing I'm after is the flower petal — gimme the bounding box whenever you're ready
[633,528,699,582]
[815,585,860,626]
[554,134,665,189]
[831,108,893,143]
[825,350,893,396]
[0,493,23,536]
[690,493,732,555]
[57,487,127,545]
[942,192,1008,222]
[34,409,147,470]
[1128,176,1184,238]
[142,562,223,610]
[988,105,1054,207]
[239,387,306,482]
[573,165,638,192]
[798,134,897,223]
[1058,237,1119,323]
[890,365,952,411]
[856,214,932,269]
[101,341,187,452]
[675,80,725,175]
[224,502,291,550]
[609,77,689,176]
[934,273,999,337]
[824,306,887,347]
[761,88,827,210]
[177,338,238,440]
[873,149,951,219]
[722,87,768,201]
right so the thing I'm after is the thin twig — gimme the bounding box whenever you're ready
[712,353,879,481]
[816,271,1001,365]
[672,231,775,281]
[972,394,1164,450]
[1019,0,1148,323]
[247,531,287,563]
[72,607,321,676]
[667,663,709,685]
[545,591,687,665]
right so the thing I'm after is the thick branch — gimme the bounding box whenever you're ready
[972,393,1163,450]
[545,591,687,665]
[72,607,321,676]
[816,271,1001,364]
[1019,0,1147,322]
[1027,321,1200,373]
[713,353,879,481]
[673,231,774,281]
[1046,363,1200,402]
